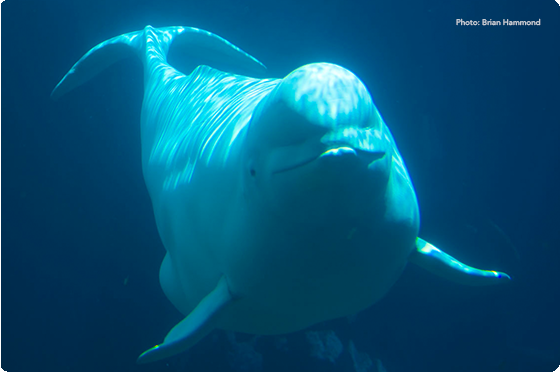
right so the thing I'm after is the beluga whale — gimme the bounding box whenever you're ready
[52,25,511,364]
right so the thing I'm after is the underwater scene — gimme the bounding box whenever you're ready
[2,0,560,371]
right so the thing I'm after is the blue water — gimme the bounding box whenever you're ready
[2,0,559,371]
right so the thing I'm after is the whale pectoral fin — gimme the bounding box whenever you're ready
[137,275,235,364]
[409,237,511,286]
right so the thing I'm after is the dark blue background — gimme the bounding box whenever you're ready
[2,0,559,371]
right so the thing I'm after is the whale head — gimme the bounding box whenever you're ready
[243,63,394,224]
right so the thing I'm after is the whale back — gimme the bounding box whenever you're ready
[140,64,278,197]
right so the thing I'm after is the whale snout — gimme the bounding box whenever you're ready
[320,146,386,166]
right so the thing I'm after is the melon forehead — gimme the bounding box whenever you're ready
[272,63,378,129]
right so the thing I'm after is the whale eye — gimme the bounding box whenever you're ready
[246,156,258,179]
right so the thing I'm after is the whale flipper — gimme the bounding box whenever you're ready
[51,26,266,101]
[137,275,236,364]
[409,238,511,285]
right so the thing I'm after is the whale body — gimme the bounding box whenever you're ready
[52,26,511,364]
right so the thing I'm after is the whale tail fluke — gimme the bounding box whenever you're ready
[51,25,266,100]
[50,28,146,100]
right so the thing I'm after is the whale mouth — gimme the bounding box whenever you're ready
[271,154,319,175]
[319,146,357,158]
[272,146,386,175]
